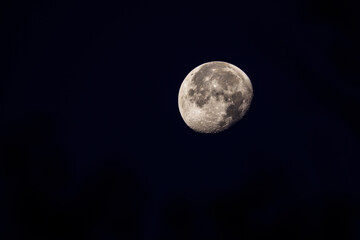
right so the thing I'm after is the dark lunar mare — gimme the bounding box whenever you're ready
[188,64,214,108]
[217,91,244,128]
[225,91,244,121]
[188,63,241,109]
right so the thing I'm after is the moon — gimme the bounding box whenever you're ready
[178,61,253,133]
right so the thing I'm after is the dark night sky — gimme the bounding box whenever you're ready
[1,0,360,239]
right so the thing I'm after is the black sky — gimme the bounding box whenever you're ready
[1,0,360,239]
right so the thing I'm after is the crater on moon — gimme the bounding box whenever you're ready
[178,61,253,133]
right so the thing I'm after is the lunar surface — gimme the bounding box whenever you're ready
[178,61,253,133]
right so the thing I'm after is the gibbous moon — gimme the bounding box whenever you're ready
[178,61,253,133]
